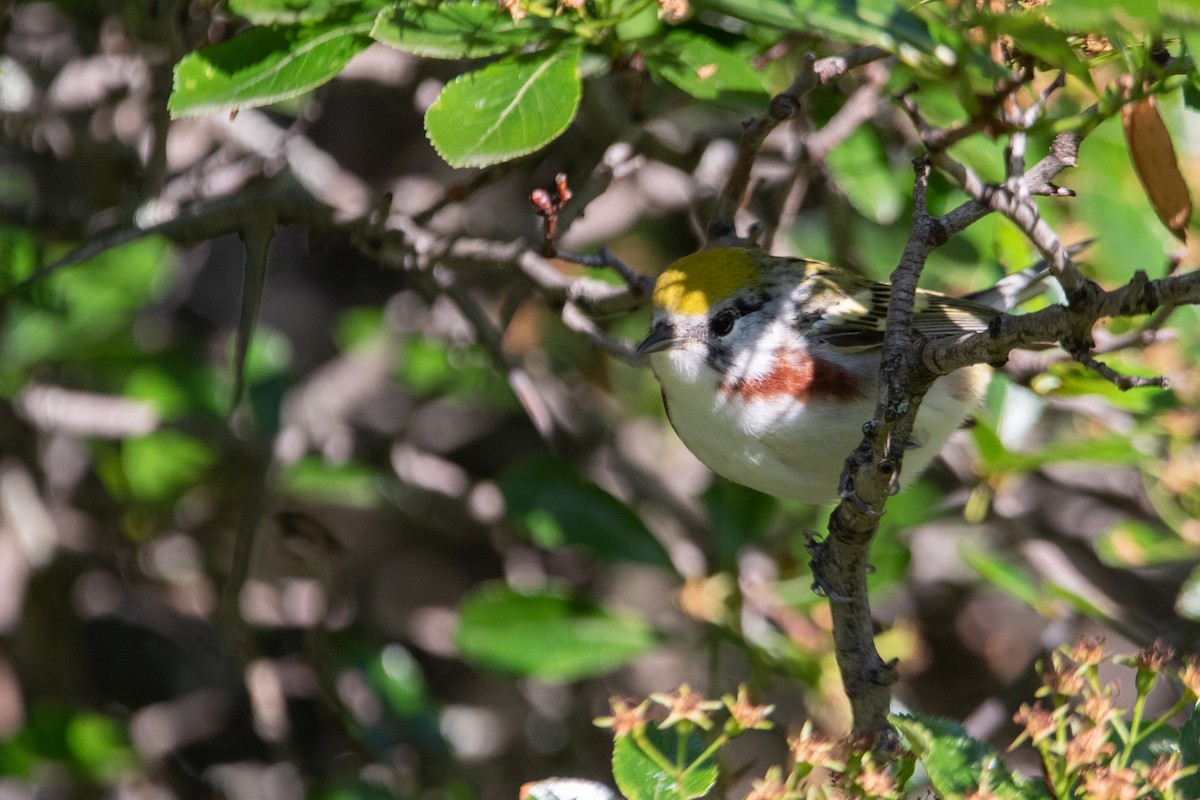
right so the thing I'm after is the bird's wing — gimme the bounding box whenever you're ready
[803,280,997,351]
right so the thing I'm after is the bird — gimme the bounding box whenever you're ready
[636,246,1067,504]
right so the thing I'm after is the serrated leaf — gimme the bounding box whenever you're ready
[1179,703,1200,797]
[169,11,373,118]
[642,30,768,110]
[1123,96,1193,241]
[826,126,905,224]
[371,1,535,59]
[227,0,381,24]
[456,583,657,681]
[893,714,1051,800]
[497,458,671,569]
[424,45,581,168]
[694,0,933,55]
[612,726,718,800]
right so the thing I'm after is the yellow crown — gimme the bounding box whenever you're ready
[652,249,760,317]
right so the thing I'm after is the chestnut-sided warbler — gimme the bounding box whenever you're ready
[637,247,1060,504]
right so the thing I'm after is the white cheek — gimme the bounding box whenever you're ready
[722,322,789,384]
[655,346,706,384]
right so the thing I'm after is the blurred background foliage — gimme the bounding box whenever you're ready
[2,0,1200,798]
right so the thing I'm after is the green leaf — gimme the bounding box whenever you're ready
[169,11,374,118]
[972,414,1147,476]
[826,126,905,224]
[281,457,382,508]
[1042,583,1121,627]
[612,725,718,800]
[1125,725,1180,767]
[1034,360,1175,415]
[694,0,933,55]
[122,431,217,503]
[1041,0,1162,32]
[977,12,1093,89]
[962,548,1044,610]
[456,583,657,681]
[1098,521,1196,568]
[227,0,382,24]
[498,458,672,568]
[894,714,1051,800]
[702,479,776,569]
[1,236,173,372]
[65,713,138,782]
[969,418,1009,471]
[0,223,41,291]
[365,644,432,719]
[1179,703,1200,798]
[424,45,582,168]
[371,2,535,59]
[642,30,768,110]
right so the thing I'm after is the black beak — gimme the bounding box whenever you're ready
[636,321,677,356]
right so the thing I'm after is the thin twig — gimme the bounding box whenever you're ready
[708,45,891,244]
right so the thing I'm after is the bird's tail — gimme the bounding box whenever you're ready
[965,239,1094,312]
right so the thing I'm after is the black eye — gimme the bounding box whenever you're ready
[709,309,738,337]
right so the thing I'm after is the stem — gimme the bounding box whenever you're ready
[679,734,728,781]
[1120,690,1149,769]
[1127,696,1193,757]
[632,728,679,776]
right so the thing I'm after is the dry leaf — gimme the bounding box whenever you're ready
[1123,95,1193,242]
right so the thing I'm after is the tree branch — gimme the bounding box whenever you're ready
[707,45,891,244]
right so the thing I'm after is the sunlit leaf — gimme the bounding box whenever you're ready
[894,714,1051,800]
[642,30,768,110]
[122,431,216,503]
[281,457,382,508]
[1,236,173,372]
[1042,0,1163,31]
[371,1,537,59]
[424,45,581,168]
[962,548,1044,610]
[612,725,718,800]
[170,10,374,117]
[65,713,138,782]
[227,0,382,24]
[456,583,657,681]
[826,126,906,224]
